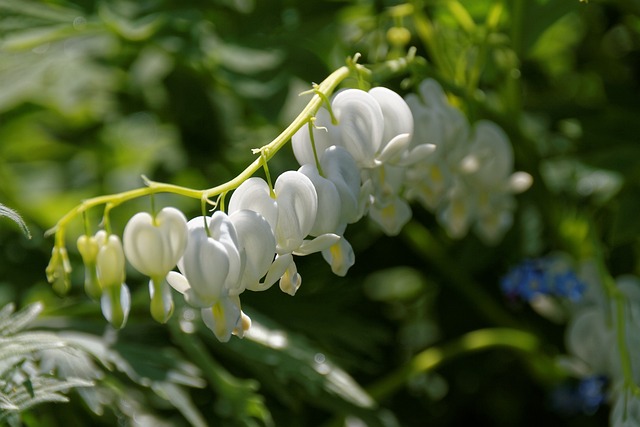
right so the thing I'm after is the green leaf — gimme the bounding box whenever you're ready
[214,311,393,427]
[519,0,580,56]
[0,203,31,238]
[0,0,80,23]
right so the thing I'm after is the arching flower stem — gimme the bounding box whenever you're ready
[46,64,353,242]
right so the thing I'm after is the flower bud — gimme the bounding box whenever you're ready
[46,245,71,295]
[77,234,101,300]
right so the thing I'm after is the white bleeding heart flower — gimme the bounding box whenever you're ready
[94,230,129,329]
[101,283,131,330]
[229,171,333,255]
[201,295,251,342]
[298,163,342,237]
[95,230,125,289]
[368,86,431,166]
[168,213,243,308]
[369,87,414,149]
[169,271,248,342]
[123,207,188,323]
[320,146,362,225]
[278,255,302,296]
[292,108,337,166]
[459,121,514,189]
[77,233,101,300]
[322,232,355,277]
[330,89,384,168]
[229,171,339,294]
[229,209,278,292]
[273,171,321,253]
[123,207,188,280]
[166,212,248,342]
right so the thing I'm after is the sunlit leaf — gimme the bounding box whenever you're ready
[0,203,31,238]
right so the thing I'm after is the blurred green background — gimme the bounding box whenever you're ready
[1,0,639,425]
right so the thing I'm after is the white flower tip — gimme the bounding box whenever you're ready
[166,271,190,294]
[509,171,533,193]
[460,155,480,174]
[233,311,252,338]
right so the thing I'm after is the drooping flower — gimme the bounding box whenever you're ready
[404,78,531,244]
[166,212,246,342]
[94,231,130,329]
[46,245,72,295]
[123,207,188,323]
[228,171,339,295]
[77,233,101,300]
[229,209,280,292]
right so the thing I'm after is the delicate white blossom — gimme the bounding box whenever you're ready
[123,207,188,323]
[94,231,130,329]
[167,212,247,342]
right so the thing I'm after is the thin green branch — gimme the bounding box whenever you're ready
[367,328,540,400]
[45,64,352,242]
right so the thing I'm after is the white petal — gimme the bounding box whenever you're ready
[209,211,243,293]
[154,207,188,271]
[321,146,361,224]
[230,209,276,289]
[369,86,414,151]
[181,223,229,306]
[322,236,355,277]
[123,212,159,275]
[166,271,190,294]
[376,133,411,164]
[279,259,301,296]
[149,277,174,323]
[294,233,341,256]
[466,121,514,188]
[201,296,242,342]
[298,164,341,236]
[292,109,336,166]
[273,171,317,253]
[96,234,125,288]
[368,198,412,236]
[251,253,293,292]
[228,177,278,229]
[508,171,533,193]
[100,283,130,329]
[331,89,384,168]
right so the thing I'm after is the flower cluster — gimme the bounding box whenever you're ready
[404,80,532,244]
[63,80,530,342]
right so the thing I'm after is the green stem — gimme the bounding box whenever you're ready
[591,231,640,396]
[46,64,352,241]
[368,328,539,400]
[308,121,326,177]
[505,0,524,115]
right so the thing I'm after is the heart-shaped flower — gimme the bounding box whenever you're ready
[123,207,188,323]
[229,209,277,291]
[229,171,320,254]
[169,212,243,308]
[123,207,188,280]
[94,230,130,329]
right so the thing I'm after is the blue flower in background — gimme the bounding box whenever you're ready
[501,256,586,302]
[553,271,587,302]
[551,375,608,415]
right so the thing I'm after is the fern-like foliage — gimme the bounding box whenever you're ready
[0,303,93,425]
[0,204,30,239]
